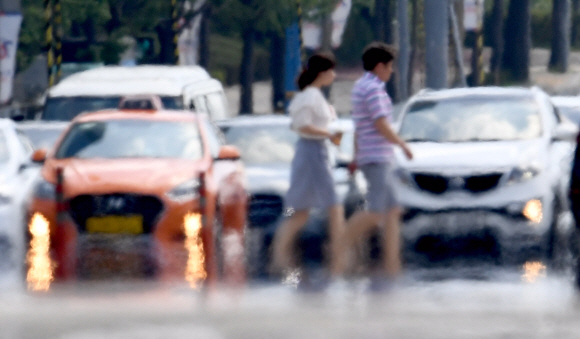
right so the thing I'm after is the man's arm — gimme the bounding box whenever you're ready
[374,117,413,160]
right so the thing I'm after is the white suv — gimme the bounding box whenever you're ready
[394,87,578,265]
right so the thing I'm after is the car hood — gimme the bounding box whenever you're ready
[245,164,290,196]
[41,158,201,197]
[396,139,546,173]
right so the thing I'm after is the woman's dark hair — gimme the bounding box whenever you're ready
[362,42,396,71]
[297,52,336,90]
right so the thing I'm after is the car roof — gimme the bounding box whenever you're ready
[0,118,16,129]
[17,120,70,129]
[215,114,290,127]
[412,86,536,101]
[551,96,580,107]
[47,65,213,98]
[72,109,201,123]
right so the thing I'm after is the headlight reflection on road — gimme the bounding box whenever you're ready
[521,261,546,283]
[26,213,54,292]
[184,213,206,289]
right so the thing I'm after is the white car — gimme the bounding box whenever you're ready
[0,119,38,277]
[393,87,578,265]
[551,95,580,125]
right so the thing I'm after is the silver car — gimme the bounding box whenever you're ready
[393,87,578,265]
[0,119,39,277]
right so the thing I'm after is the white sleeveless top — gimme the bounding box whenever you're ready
[288,87,336,140]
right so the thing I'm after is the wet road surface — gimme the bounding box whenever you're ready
[2,264,580,339]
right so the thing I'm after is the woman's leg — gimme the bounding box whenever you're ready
[271,210,310,273]
[327,204,345,275]
[335,210,381,275]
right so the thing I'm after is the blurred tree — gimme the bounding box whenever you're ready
[572,0,580,46]
[549,0,571,72]
[211,0,336,114]
[503,0,531,83]
[490,0,504,85]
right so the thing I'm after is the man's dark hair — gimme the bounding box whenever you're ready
[362,42,396,71]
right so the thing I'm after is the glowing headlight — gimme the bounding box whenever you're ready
[507,166,541,184]
[167,179,200,201]
[33,178,55,200]
[523,199,543,223]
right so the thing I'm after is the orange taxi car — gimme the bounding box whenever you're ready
[28,108,247,283]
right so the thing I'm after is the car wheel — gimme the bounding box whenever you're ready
[545,199,571,271]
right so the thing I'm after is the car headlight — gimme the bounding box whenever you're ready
[33,178,55,200]
[507,166,541,184]
[394,168,414,187]
[167,179,200,201]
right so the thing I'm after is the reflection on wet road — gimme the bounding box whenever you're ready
[4,263,580,339]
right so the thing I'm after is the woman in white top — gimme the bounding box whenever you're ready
[272,53,344,276]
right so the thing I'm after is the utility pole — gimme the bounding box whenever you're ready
[424,0,449,89]
[450,1,467,87]
[397,0,410,100]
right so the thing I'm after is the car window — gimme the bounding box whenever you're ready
[557,106,580,125]
[399,97,543,142]
[20,126,67,150]
[221,124,297,165]
[55,119,203,160]
[43,96,183,121]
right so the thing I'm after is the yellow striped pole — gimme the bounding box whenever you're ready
[171,0,180,65]
[54,0,62,83]
[44,0,55,87]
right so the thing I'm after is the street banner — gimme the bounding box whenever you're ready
[284,23,302,109]
[302,0,352,50]
[0,13,22,105]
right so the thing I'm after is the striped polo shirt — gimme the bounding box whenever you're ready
[351,72,394,165]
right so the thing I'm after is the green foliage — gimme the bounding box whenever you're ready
[335,0,375,66]
[17,0,45,72]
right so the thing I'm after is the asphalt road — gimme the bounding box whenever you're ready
[2,264,580,339]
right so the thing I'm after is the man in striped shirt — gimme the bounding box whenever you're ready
[339,42,413,282]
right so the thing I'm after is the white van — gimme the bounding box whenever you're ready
[40,65,230,121]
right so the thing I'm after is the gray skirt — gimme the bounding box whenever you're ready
[285,138,338,210]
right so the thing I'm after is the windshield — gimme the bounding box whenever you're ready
[55,120,203,160]
[399,97,543,142]
[43,96,184,121]
[20,127,66,150]
[557,106,580,125]
[0,131,8,164]
[221,124,297,165]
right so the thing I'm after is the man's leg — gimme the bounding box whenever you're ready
[382,206,402,277]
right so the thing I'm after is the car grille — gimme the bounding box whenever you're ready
[248,194,284,227]
[68,194,164,234]
[412,173,503,194]
[464,174,503,193]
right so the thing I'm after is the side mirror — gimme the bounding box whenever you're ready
[31,148,47,164]
[216,145,241,161]
[552,123,579,142]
